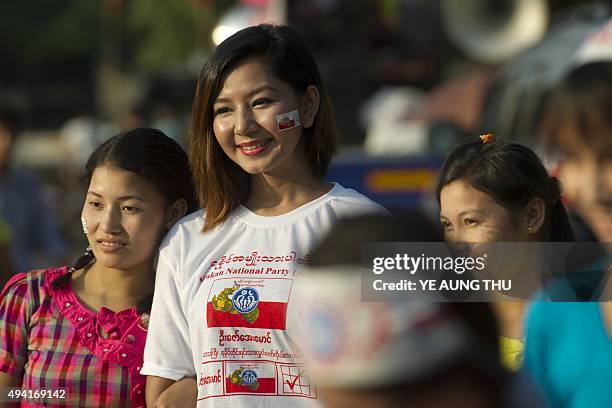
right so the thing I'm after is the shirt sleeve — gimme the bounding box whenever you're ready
[141,240,195,381]
[340,195,390,217]
[0,273,31,378]
[524,301,559,408]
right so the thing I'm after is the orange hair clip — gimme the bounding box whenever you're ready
[480,133,495,144]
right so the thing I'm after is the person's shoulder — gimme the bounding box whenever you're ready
[528,300,570,317]
[176,209,205,230]
[1,168,40,194]
[7,167,40,187]
[526,300,591,331]
[1,267,63,302]
[162,210,205,241]
[322,182,388,215]
[158,209,207,259]
[0,273,29,300]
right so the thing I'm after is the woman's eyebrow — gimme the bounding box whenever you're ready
[215,85,280,103]
[87,191,146,201]
[247,85,279,96]
[457,210,484,217]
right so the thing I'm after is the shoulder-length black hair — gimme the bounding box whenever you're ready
[189,24,338,231]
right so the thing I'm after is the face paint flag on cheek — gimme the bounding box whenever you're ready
[276,109,301,131]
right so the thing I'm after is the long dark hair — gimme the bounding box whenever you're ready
[53,128,197,300]
[189,24,338,232]
[436,137,575,242]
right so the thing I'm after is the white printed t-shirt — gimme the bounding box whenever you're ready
[141,183,386,407]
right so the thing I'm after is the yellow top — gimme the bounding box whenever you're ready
[499,336,524,371]
[0,217,11,246]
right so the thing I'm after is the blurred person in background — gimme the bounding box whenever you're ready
[0,128,196,407]
[437,136,575,372]
[540,73,612,244]
[525,20,612,407]
[0,215,15,285]
[297,214,516,408]
[58,114,117,175]
[0,107,67,273]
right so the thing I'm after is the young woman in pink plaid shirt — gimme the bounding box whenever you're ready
[0,128,196,407]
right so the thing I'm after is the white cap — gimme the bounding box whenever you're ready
[294,266,496,388]
[574,17,612,66]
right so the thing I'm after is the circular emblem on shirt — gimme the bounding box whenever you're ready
[232,287,259,313]
[240,369,258,385]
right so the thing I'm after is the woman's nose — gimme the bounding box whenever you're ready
[100,207,122,234]
[234,107,257,136]
[447,227,466,243]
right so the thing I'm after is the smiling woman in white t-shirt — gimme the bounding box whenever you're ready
[141,24,386,407]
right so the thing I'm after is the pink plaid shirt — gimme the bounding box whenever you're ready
[0,267,149,407]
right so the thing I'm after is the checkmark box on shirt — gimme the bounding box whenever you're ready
[285,370,304,391]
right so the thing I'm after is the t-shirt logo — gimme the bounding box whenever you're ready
[240,369,258,386]
[207,279,292,329]
[232,288,259,313]
[229,367,259,391]
[211,283,260,324]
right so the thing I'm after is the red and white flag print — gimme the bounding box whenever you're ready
[276,110,301,131]
[206,278,293,330]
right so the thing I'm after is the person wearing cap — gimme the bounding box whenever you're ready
[296,214,515,408]
[524,17,612,408]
